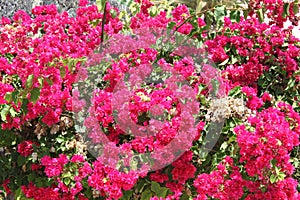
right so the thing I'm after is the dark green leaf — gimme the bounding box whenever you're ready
[156,187,169,198]
[17,155,26,166]
[30,88,40,104]
[12,90,19,104]
[283,3,290,18]
[60,66,66,79]
[121,190,132,200]
[293,3,299,15]
[230,10,241,22]
[151,181,160,193]
[21,99,29,115]
[141,189,152,200]
[45,78,53,86]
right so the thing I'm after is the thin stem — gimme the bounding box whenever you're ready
[100,1,108,52]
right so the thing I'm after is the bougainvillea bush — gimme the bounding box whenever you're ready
[0,0,300,199]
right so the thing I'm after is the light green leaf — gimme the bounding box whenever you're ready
[230,10,241,23]
[9,107,18,117]
[278,172,286,181]
[1,105,10,121]
[110,9,118,18]
[96,0,107,12]
[196,1,207,13]
[63,178,71,185]
[219,58,229,66]
[26,74,34,88]
[257,8,264,23]
[270,174,277,184]
[4,92,12,103]
[214,5,226,25]
[149,6,158,17]
[231,56,238,64]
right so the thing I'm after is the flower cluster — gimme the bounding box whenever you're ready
[194,157,245,200]
[0,0,299,199]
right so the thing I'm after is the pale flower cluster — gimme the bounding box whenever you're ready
[205,96,254,122]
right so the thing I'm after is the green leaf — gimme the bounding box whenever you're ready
[21,99,29,115]
[15,187,32,200]
[180,192,192,200]
[219,58,229,66]
[151,181,160,193]
[17,155,26,166]
[283,3,290,18]
[230,10,241,23]
[63,178,71,185]
[257,8,264,23]
[214,6,225,20]
[136,179,146,193]
[294,70,300,76]
[167,21,177,30]
[243,9,249,19]
[214,5,226,27]
[278,172,286,181]
[121,190,132,200]
[27,173,35,182]
[60,66,66,79]
[220,142,228,151]
[30,88,40,104]
[62,171,72,178]
[9,107,18,118]
[56,137,64,143]
[45,77,53,86]
[149,6,158,17]
[204,11,215,28]
[270,174,277,184]
[156,187,169,198]
[4,92,12,103]
[196,1,207,13]
[130,157,138,171]
[26,74,34,89]
[12,90,19,104]
[141,189,152,200]
[231,56,238,64]
[96,0,107,12]
[1,105,10,122]
[229,86,241,97]
[293,3,299,15]
[110,9,118,18]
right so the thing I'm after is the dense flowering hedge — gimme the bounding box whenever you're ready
[0,0,299,199]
